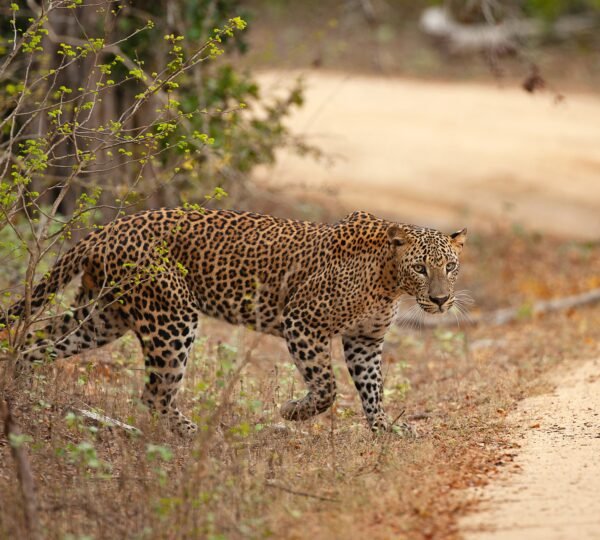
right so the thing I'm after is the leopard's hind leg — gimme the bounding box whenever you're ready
[129,276,199,437]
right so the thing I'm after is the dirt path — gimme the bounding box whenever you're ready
[256,71,600,239]
[460,358,600,539]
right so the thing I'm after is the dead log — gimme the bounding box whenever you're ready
[420,7,599,55]
[479,288,600,326]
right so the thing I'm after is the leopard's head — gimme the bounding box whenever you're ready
[387,224,467,314]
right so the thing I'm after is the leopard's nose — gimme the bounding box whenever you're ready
[429,295,449,307]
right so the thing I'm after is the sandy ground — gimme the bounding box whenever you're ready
[256,71,600,238]
[460,358,600,539]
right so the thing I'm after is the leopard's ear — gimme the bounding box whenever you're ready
[387,225,409,248]
[450,228,467,253]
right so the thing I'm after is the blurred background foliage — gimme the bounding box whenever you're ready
[522,0,600,20]
[0,0,308,224]
[1,0,599,225]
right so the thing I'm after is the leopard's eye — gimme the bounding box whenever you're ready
[413,264,427,275]
[446,262,457,272]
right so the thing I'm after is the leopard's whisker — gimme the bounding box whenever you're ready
[452,300,473,325]
[454,289,475,306]
[397,303,421,330]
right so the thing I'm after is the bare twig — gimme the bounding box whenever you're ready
[407,412,432,421]
[265,481,340,503]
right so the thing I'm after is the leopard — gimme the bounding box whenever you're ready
[2,208,466,436]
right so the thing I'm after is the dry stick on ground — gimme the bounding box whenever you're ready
[398,288,600,329]
[0,397,41,540]
[71,407,142,437]
[265,481,340,503]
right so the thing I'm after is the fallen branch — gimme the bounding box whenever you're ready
[0,398,41,540]
[478,287,600,326]
[397,288,600,328]
[72,407,142,436]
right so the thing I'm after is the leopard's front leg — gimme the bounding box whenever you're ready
[342,334,390,431]
[281,312,336,422]
[342,333,417,436]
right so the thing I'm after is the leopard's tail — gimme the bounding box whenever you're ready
[1,239,91,330]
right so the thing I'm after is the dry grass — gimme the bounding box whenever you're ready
[1,228,599,540]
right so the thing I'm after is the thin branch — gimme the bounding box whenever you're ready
[265,481,340,503]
